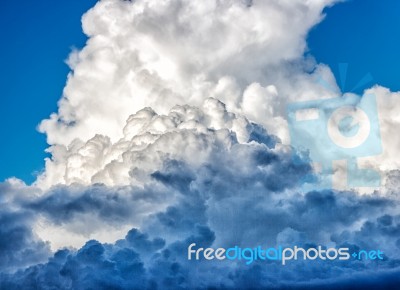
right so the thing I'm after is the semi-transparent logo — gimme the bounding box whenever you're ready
[287,64,382,189]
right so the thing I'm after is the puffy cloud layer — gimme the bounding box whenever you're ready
[31,97,308,249]
[2,158,400,288]
[1,98,400,289]
[0,179,50,273]
[37,97,280,188]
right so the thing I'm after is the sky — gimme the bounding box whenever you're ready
[1,1,400,289]
[1,0,400,184]
[0,0,97,183]
[308,0,400,93]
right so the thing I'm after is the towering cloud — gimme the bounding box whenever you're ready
[38,0,338,148]
[1,0,400,289]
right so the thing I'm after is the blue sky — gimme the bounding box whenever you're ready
[0,0,399,184]
[308,0,400,93]
[0,0,97,183]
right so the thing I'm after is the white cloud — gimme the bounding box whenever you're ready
[38,0,338,149]
[35,0,344,192]
[37,97,274,188]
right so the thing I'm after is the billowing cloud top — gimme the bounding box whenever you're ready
[38,0,337,147]
[2,0,400,289]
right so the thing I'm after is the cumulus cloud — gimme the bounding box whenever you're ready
[2,176,400,288]
[37,97,281,188]
[329,86,400,192]
[359,86,400,171]
[24,98,308,249]
[2,0,400,289]
[0,179,50,273]
[38,0,338,148]
[2,99,400,288]
[34,0,400,193]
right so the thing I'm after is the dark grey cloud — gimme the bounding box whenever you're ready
[1,155,399,289]
[0,204,50,273]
